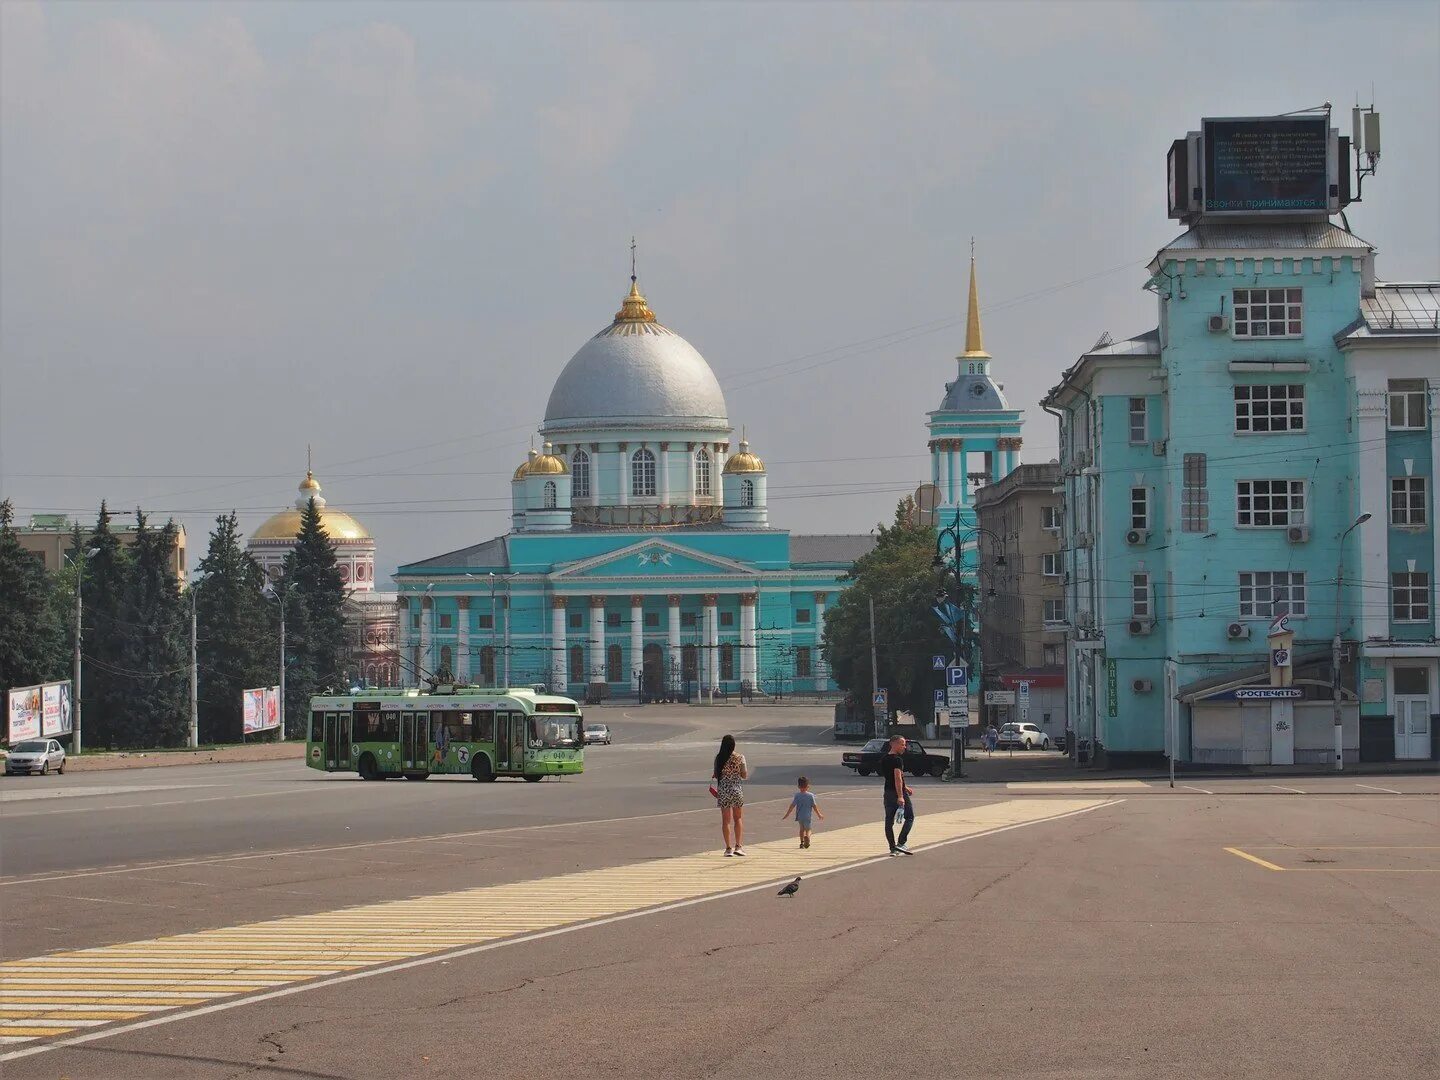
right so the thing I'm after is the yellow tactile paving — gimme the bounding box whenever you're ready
[0,797,1103,1052]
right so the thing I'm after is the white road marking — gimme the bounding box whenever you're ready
[1181,785,1215,795]
[1269,785,1306,794]
[1355,783,1402,795]
[0,786,334,819]
[0,784,205,804]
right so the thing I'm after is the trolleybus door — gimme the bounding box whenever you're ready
[510,713,529,772]
[326,713,351,770]
[401,711,428,771]
[495,712,512,771]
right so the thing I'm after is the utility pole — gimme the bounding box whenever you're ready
[1333,513,1370,772]
[189,589,199,748]
[278,599,286,740]
[868,594,879,727]
[73,571,84,756]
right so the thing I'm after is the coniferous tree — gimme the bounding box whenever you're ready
[81,503,133,748]
[0,500,67,704]
[115,512,189,747]
[278,498,347,737]
[194,513,276,743]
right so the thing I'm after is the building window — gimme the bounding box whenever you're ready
[795,609,811,624]
[438,613,453,630]
[644,611,660,629]
[720,611,735,628]
[568,612,582,629]
[720,643,735,680]
[681,612,697,629]
[1181,453,1209,532]
[1130,487,1149,530]
[479,646,496,684]
[1234,384,1305,433]
[571,450,590,498]
[632,448,657,497]
[795,646,812,678]
[570,645,585,680]
[1392,572,1431,623]
[606,644,623,682]
[477,614,494,630]
[543,481,557,509]
[1239,571,1307,619]
[1131,573,1151,618]
[740,479,755,508]
[1236,479,1306,527]
[1388,380,1427,430]
[1041,553,1062,577]
[601,611,618,629]
[1128,398,1147,444]
[1043,598,1066,625]
[1391,477,1429,527]
[1041,504,1062,531]
[695,449,711,497]
[1043,644,1063,667]
[1233,287,1302,338]
[410,613,421,630]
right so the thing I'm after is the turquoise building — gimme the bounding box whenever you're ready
[1044,113,1438,766]
[394,277,874,700]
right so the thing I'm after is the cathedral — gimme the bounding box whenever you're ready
[393,275,875,700]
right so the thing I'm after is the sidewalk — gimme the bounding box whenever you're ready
[63,742,305,772]
[949,750,1437,784]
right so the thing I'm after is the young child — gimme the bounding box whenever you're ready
[782,776,824,849]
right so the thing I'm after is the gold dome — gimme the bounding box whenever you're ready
[529,441,568,475]
[723,438,765,474]
[251,470,372,542]
[513,448,539,481]
[613,279,657,324]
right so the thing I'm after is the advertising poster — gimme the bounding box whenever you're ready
[1203,116,1329,213]
[242,688,265,734]
[42,682,73,737]
[263,686,280,732]
[8,685,42,742]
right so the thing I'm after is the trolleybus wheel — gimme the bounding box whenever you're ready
[523,774,542,783]
[357,753,380,781]
[471,756,495,783]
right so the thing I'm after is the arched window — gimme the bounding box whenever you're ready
[571,450,590,498]
[606,644,623,682]
[543,480,557,509]
[695,449,711,497]
[569,645,584,682]
[480,646,496,685]
[741,478,755,508]
[632,448,657,497]
[720,643,735,681]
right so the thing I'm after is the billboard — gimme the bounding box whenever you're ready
[8,685,42,742]
[1202,116,1329,214]
[242,686,281,735]
[42,682,73,737]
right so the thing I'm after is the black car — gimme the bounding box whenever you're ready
[842,738,949,779]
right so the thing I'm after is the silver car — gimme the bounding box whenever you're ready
[583,723,612,745]
[5,739,66,776]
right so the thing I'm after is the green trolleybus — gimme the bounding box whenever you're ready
[307,688,584,782]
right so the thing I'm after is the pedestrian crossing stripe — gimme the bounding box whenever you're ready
[0,797,1109,1060]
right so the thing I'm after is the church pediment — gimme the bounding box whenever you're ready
[551,539,755,579]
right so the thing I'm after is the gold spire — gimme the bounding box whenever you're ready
[614,279,657,324]
[961,245,990,359]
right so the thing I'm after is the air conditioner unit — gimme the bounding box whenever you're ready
[1132,677,1154,693]
[1208,314,1230,333]
[1151,439,1167,457]
[1127,618,1154,636]
[1226,622,1251,641]
[1125,528,1150,546]
[1286,524,1310,544]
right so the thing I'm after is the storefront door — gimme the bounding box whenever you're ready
[1394,666,1431,760]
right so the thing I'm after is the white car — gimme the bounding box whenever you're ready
[5,739,66,776]
[997,723,1051,750]
[583,723,612,745]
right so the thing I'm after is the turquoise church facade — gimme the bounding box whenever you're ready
[393,278,874,700]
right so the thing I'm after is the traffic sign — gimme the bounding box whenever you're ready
[948,708,968,722]
[946,685,968,708]
[1017,680,1031,701]
[933,689,946,707]
[932,655,948,671]
[946,665,968,687]
[984,690,1015,705]
[873,689,889,708]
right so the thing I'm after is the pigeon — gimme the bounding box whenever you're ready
[777,876,801,898]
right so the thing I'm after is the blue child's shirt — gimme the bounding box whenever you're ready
[790,790,816,822]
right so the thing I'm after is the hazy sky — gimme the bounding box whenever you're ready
[3,0,1437,575]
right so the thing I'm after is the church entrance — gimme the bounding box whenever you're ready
[643,644,664,702]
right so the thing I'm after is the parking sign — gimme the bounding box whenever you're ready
[946,665,967,687]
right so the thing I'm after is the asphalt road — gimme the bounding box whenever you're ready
[2,706,1436,1079]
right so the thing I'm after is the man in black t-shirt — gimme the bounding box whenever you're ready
[880,735,915,855]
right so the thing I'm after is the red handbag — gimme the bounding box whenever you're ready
[708,780,720,799]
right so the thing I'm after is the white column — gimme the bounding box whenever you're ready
[667,594,682,694]
[589,595,605,684]
[813,592,829,691]
[456,597,470,683]
[945,444,956,504]
[630,595,644,696]
[419,596,433,677]
[616,446,628,507]
[704,594,719,694]
[686,446,697,505]
[1355,386,1389,641]
[740,593,757,689]
[659,446,671,505]
[551,597,568,690]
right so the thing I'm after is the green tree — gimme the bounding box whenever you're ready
[113,512,189,747]
[80,503,133,748]
[194,513,277,743]
[821,498,972,724]
[278,498,348,737]
[0,500,67,704]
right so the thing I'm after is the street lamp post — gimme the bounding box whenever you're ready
[187,572,209,749]
[264,583,291,739]
[64,548,100,756]
[1332,512,1371,772]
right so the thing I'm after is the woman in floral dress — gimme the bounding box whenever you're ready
[712,734,749,857]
